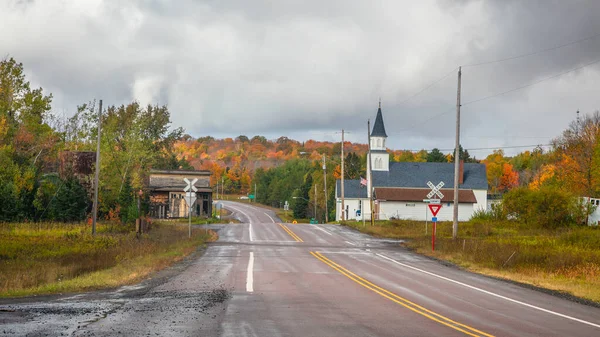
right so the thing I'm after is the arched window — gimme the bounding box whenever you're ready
[382,139,386,148]
[377,139,381,148]
[375,158,381,169]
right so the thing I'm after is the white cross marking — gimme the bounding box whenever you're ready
[426,181,445,199]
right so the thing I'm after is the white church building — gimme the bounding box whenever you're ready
[335,103,488,222]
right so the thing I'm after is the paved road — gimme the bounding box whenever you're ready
[1,201,600,336]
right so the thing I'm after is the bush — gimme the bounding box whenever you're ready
[470,202,505,221]
[502,186,582,228]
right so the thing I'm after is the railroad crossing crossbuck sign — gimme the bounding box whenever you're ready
[426,181,444,199]
[183,178,198,207]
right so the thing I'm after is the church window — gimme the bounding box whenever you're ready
[377,139,381,148]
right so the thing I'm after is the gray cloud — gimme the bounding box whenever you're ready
[2,0,599,156]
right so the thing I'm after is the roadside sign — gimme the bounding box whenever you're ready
[423,199,430,204]
[185,191,197,207]
[430,199,441,204]
[428,204,442,216]
[427,181,445,199]
[432,217,437,222]
[183,178,198,192]
[248,194,255,199]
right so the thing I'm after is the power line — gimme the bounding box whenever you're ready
[395,144,552,153]
[463,31,600,67]
[463,56,600,107]
[396,67,458,105]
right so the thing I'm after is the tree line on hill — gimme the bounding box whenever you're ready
[3,56,599,227]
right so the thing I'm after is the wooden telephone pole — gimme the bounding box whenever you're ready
[368,119,374,226]
[91,100,102,235]
[323,154,328,223]
[452,67,462,239]
[341,129,345,221]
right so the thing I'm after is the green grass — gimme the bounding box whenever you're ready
[0,221,215,297]
[342,219,600,303]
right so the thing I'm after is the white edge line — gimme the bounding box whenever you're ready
[263,212,276,223]
[313,225,333,236]
[246,252,254,293]
[249,222,253,242]
[345,240,356,246]
[375,253,600,329]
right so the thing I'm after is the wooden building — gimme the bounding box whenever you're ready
[148,170,212,218]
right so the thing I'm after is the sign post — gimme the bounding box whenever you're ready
[184,178,198,238]
[426,181,444,251]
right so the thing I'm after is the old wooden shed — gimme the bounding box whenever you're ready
[148,170,212,218]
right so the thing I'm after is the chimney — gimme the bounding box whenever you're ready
[459,160,464,185]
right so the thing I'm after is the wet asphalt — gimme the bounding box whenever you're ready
[1,201,600,336]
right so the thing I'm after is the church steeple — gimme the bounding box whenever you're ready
[371,100,387,137]
[368,101,389,173]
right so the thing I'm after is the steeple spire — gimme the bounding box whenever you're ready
[371,101,387,137]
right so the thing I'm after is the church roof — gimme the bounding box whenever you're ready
[372,162,488,190]
[371,106,387,137]
[335,162,488,198]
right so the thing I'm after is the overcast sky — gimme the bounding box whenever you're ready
[3,0,600,157]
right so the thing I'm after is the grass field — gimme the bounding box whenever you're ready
[0,221,216,297]
[343,219,600,303]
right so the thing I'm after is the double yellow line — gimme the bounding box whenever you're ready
[310,251,494,337]
[279,223,303,242]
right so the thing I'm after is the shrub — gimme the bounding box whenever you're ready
[470,202,505,221]
[502,186,581,228]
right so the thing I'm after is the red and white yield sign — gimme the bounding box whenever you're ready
[428,204,442,216]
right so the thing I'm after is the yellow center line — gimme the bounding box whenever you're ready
[278,223,303,242]
[311,251,494,337]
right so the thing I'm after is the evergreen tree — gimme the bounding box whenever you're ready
[427,148,447,163]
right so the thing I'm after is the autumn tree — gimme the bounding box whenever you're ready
[499,163,519,192]
[0,57,55,221]
[551,111,600,196]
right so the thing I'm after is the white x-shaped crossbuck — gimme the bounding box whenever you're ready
[427,181,445,199]
[184,178,198,192]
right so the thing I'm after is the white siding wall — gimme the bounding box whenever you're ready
[379,202,474,221]
[336,198,372,221]
[472,189,488,213]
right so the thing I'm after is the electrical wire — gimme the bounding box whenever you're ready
[396,144,552,153]
[396,67,459,106]
[462,56,600,106]
[463,31,600,67]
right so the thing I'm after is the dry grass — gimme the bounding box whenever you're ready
[0,221,216,297]
[343,219,600,303]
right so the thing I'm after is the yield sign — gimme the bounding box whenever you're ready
[428,204,442,217]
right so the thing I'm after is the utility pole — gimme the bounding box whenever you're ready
[323,154,328,223]
[452,67,462,240]
[341,129,345,221]
[255,183,257,203]
[91,100,102,235]
[368,119,374,226]
[221,177,224,200]
[314,184,317,220]
[216,180,219,200]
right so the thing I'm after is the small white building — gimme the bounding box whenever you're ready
[335,103,488,222]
